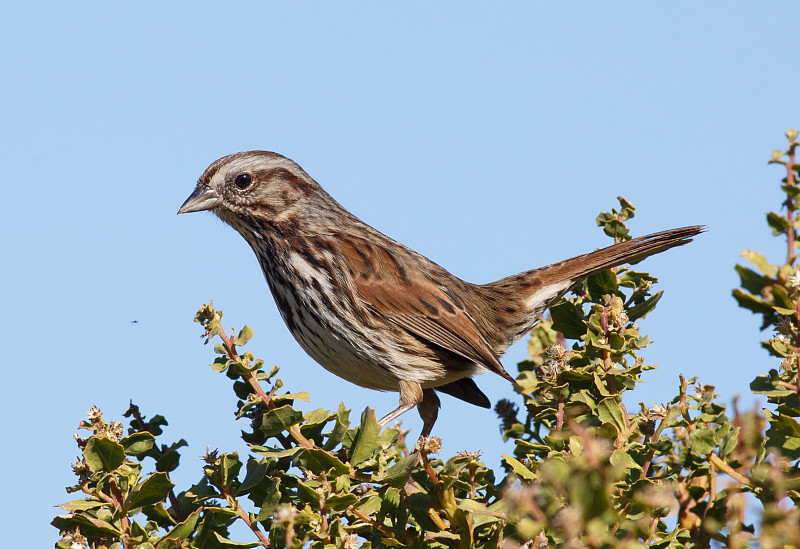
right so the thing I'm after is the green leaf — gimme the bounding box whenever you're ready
[251,446,301,460]
[718,426,740,459]
[587,270,618,301]
[120,432,155,457]
[427,531,462,541]
[51,514,121,538]
[610,450,641,471]
[56,499,106,512]
[155,449,181,473]
[765,411,800,459]
[617,196,635,217]
[357,494,383,515]
[294,478,322,504]
[502,454,535,480]
[688,429,716,456]
[442,454,472,478]
[349,407,381,466]
[271,392,311,404]
[129,521,149,540]
[210,357,230,373]
[323,403,351,451]
[162,509,202,541]
[260,405,304,437]
[618,270,657,290]
[379,486,402,518]
[254,477,282,521]
[379,425,400,447]
[457,498,504,527]
[735,265,772,295]
[599,219,630,240]
[769,336,793,357]
[783,183,800,199]
[751,374,796,397]
[628,290,663,322]
[123,472,174,513]
[597,398,626,436]
[771,284,793,309]
[220,452,243,489]
[183,477,221,504]
[142,502,175,528]
[324,493,359,511]
[212,531,260,547]
[239,458,270,494]
[234,325,254,346]
[732,289,773,314]
[592,372,612,397]
[550,300,587,339]
[767,211,791,235]
[514,439,552,458]
[298,448,351,476]
[84,436,125,473]
[373,453,420,485]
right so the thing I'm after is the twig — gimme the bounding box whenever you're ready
[777,379,799,392]
[784,143,796,266]
[708,453,750,486]
[398,429,410,457]
[468,465,478,499]
[229,498,271,548]
[644,515,659,546]
[216,324,314,449]
[794,302,800,395]
[640,412,669,479]
[80,481,114,505]
[601,310,630,442]
[703,462,717,524]
[427,508,449,530]
[108,478,132,549]
[520,490,547,523]
[348,505,396,538]
[568,420,598,468]
[679,375,693,431]
[421,451,440,491]
[555,399,565,432]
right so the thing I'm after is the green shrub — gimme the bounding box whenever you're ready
[54,131,800,548]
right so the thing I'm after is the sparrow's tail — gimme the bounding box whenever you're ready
[472,225,705,352]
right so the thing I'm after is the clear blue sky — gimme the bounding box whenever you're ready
[3,3,800,544]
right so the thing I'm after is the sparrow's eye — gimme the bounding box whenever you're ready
[234,173,253,190]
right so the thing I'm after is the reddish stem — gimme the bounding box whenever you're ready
[216,323,313,449]
[555,400,565,432]
[222,485,271,548]
[109,478,132,549]
[786,144,796,265]
[640,420,665,479]
[422,452,440,491]
[348,505,396,538]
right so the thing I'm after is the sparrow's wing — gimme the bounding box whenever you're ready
[338,235,518,386]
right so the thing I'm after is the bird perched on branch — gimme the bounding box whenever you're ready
[179,151,702,437]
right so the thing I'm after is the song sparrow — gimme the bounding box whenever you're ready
[179,151,702,437]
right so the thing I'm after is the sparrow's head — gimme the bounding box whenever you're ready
[178,151,323,227]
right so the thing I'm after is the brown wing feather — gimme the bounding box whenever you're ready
[339,235,517,385]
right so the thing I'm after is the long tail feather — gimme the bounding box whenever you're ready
[473,226,705,352]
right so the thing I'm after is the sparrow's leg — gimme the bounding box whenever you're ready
[417,389,441,438]
[378,380,424,427]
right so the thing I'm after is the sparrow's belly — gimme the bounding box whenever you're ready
[263,258,482,392]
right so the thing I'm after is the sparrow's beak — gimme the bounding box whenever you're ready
[178,186,222,214]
